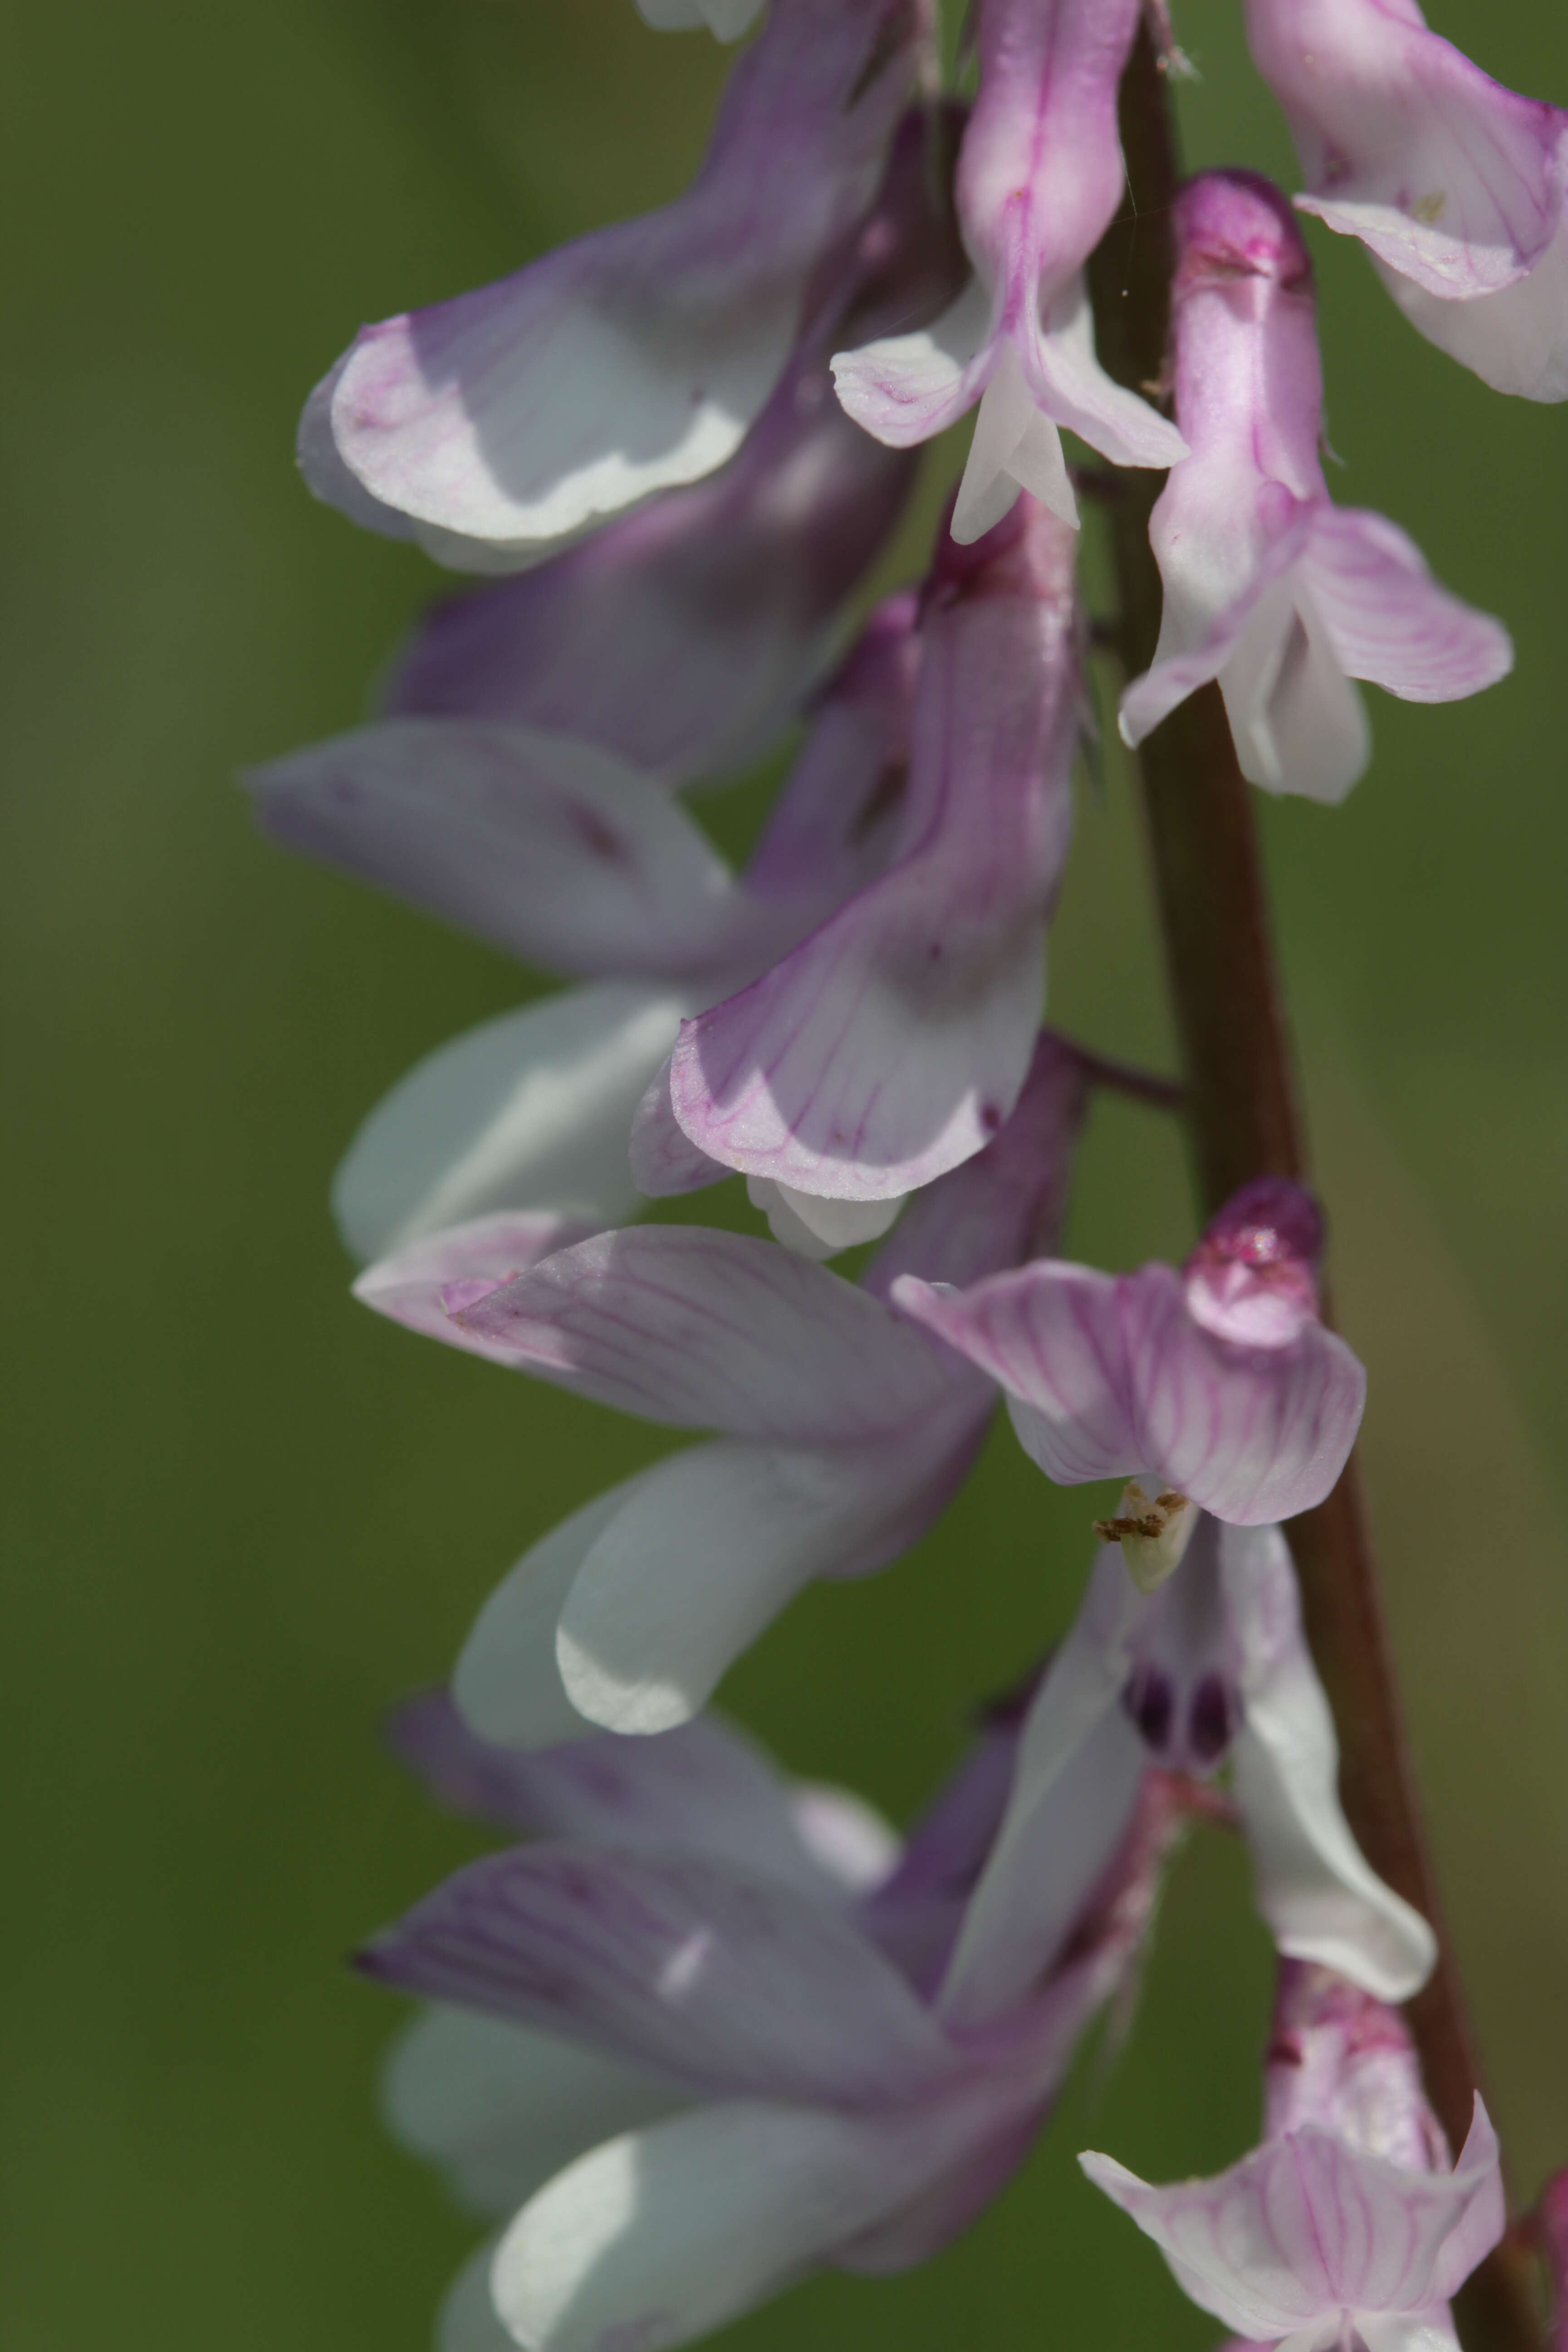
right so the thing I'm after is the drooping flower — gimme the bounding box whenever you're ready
[942,1519,1436,2028]
[368,1685,1189,2352]
[380,106,964,787]
[1118,172,1512,803]
[300,0,926,566]
[1245,0,1568,400]
[356,1034,1093,1743]
[893,1176,1367,1570]
[658,493,1082,1211]
[247,590,921,1259]
[1083,1959,1504,2350]
[833,0,1187,538]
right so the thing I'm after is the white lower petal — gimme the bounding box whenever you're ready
[385,2008,683,2217]
[749,1178,906,1258]
[333,983,686,1261]
[831,277,995,449]
[454,1481,645,1748]
[1374,222,1568,402]
[1029,277,1189,470]
[1222,584,1371,805]
[951,343,1077,541]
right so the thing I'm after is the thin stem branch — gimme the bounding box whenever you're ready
[1086,29,1541,2350]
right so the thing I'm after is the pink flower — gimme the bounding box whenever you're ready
[1083,1961,1504,2350]
[1246,0,1568,400]
[892,1177,1367,1547]
[832,0,1186,539]
[1119,172,1511,803]
[368,1688,1186,2352]
[300,0,926,564]
[355,1037,1093,1743]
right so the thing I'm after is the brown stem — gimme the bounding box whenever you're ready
[1086,27,1541,2349]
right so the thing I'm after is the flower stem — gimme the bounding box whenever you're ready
[1085,28,1541,2349]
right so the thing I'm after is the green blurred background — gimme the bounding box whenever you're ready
[3,1,1566,2343]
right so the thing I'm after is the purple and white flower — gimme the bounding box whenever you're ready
[659,493,1082,1210]
[1083,1959,1504,2349]
[832,0,1187,538]
[945,1520,1436,2026]
[248,591,921,1259]
[356,1036,1093,1743]
[893,1176,1367,1572]
[369,1686,1188,2352]
[300,0,926,566]
[1246,0,1568,400]
[1118,172,1512,803]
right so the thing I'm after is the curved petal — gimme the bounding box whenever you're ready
[831,276,996,449]
[891,1263,1141,1485]
[353,1212,604,1362]
[384,2007,682,2215]
[1375,223,1568,401]
[557,1431,971,1733]
[668,533,1078,1200]
[1226,1524,1437,2000]
[310,0,919,557]
[454,1482,645,1750]
[297,361,414,539]
[361,1845,956,2102]
[455,1227,950,1437]
[1118,521,1313,752]
[628,1062,730,1199]
[1426,2102,1507,2302]
[1302,508,1513,703]
[1025,277,1189,469]
[332,985,686,1262]
[1223,578,1372,804]
[1124,1265,1367,1524]
[490,2098,965,2352]
[246,721,737,976]
[951,340,1077,541]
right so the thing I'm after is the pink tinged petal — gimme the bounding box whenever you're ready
[1023,276,1190,471]
[1122,1264,1367,1524]
[1186,1179,1323,1352]
[628,1062,730,1200]
[1118,521,1316,753]
[1425,2102,1507,2303]
[1301,508,1513,704]
[891,1262,1141,1485]
[668,507,1079,1200]
[360,1845,957,2103]
[1225,1524,1438,2000]
[390,1687,894,1901]
[454,1225,952,1437]
[1244,0,1565,299]
[555,1427,981,1734]
[455,1483,643,1750]
[354,1212,603,1362]
[1222,573,1372,804]
[384,2008,683,2217]
[333,984,686,1262]
[245,721,738,977]
[309,0,921,558]
[1263,1962,1445,2167]
[490,2097,978,2352]
[297,361,414,539]
[1375,217,1568,401]
[951,339,1078,541]
[830,275,997,450]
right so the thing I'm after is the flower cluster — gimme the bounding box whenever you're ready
[261,0,1564,2345]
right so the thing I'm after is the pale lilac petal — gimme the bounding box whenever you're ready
[454,1226,953,1438]
[298,361,414,539]
[332,984,686,1261]
[668,512,1078,1200]
[748,1180,904,1257]
[1262,1962,1443,2163]
[455,1484,642,1750]
[1025,277,1189,470]
[384,2007,682,2215]
[490,2098,970,2352]
[1223,576,1372,803]
[1302,508,1513,703]
[831,277,996,450]
[246,721,738,977]
[950,341,1077,541]
[390,1687,889,1901]
[1376,220,1568,401]
[628,1062,730,1199]
[1223,1524,1438,1999]
[361,1845,957,2102]
[891,1263,1141,1485]
[354,1211,601,1362]
[834,2105,1047,2272]
[1118,522,1313,751]
[1426,2103,1507,2301]
[556,1429,978,1733]
[860,1714,1024,1997]
[309,0,920,557]
[1123,1265,1366,1524]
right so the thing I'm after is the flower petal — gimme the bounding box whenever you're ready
[1123,1265,1367,1524]
[1375,222,1568,401]
[361,1845,957,2102]
[455,1227,951,1438]
[309,0,919,558]
[384,2007,682,2216]
[455,1483,641,1750]
[891,1262,1141,1484]
[1025,276,1189,470]
[556,1431,976,1733]
[831,277,996,449]
[636,0,764,39]
[354,1211,602,1362]
[1118,521,1313,752]
[490,2099,964,2352]
[1302,508,1513,704]
[332,984,686,1261]
[1225,1524,1437,1999]
[246,721,738,977]
[438,2241,514,2352]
